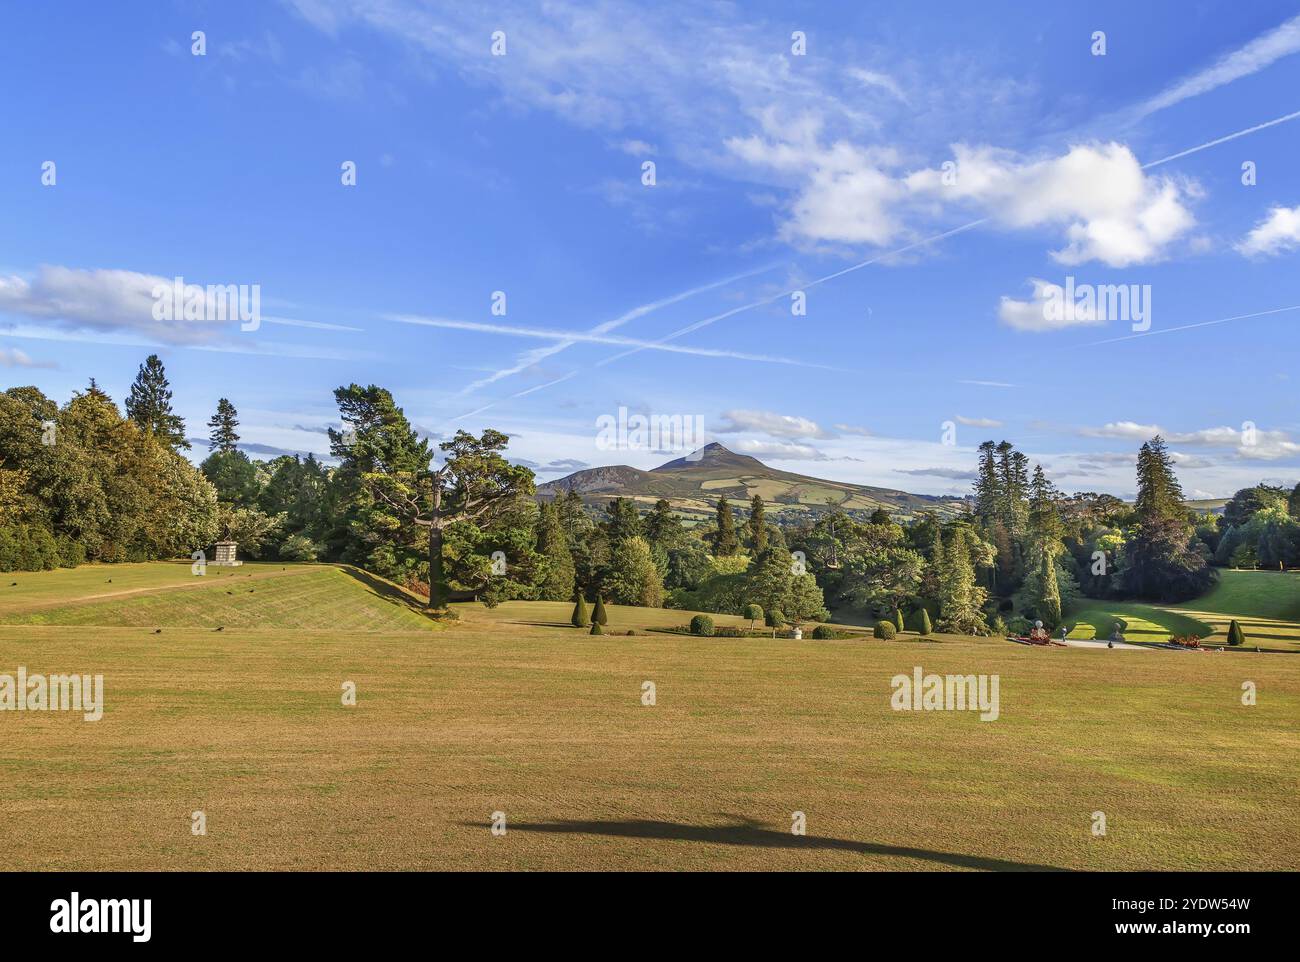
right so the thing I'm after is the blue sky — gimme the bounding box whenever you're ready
[2,0,1299,499]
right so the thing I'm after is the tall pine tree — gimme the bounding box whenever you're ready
[126,355,189,450]
[746,494,767,554]
[713,496,739,556]
[207,398,240,452]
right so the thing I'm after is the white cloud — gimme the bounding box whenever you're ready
[911,143,1197,267]
[0,346,53,369]
[845,67,907,102]
[1075,421,1300,461]
[716,409,834,439]
[955,415,1003,428]
[998,277,1103,332]
[1236,204,1300,257]
[727,438,825,460]
[833,422,873,436]
[0,266,246,345]
[896,467,977,480]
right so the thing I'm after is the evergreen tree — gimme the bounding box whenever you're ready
[916,608,932,637]
[713,496,739,556]
[604,497,642,541]
[570,592,589,627]
[603,536,663,607]
[936,527,988,635]
[535,502,576,601]
[206,398,240,452]
[126,354,189,450]
[592,594,608,625]
[1038,549,1061,627]
[1226,619,1245,647]
[894,607,905,633]
[973,441,999,522]
[1290,482,1300,520]
[1121,436,1215,602]
[644,499,682,551]
[746,494,767,554]
[589,619,604,636]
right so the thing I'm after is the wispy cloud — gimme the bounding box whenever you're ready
[715,409,835,439]
[1236,204,1300,257]
[1130,14,1300,121]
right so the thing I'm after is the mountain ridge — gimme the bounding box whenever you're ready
[537,442,965,520]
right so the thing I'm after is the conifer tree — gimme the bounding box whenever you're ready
[570,591,589,627]
[1226,619,1245,647]
[917,608,932,637]
[536,502,576,602]
[592,594,608,625]
[714,496,739,556]
[126,354,189,450]
[746,494,767,554]
[206,398,240,452]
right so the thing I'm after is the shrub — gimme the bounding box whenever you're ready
[714,625,742,637]
[592,595,608,625]
[743,603,763,628]
[278,533,320,562]
[764,609,785,628]
[1226,619,1245,647]
[570,594,589,627]
[1008,616,1032,636]
[55,535,86,569]
[916,608,933,637]
[893,609,905,633]
[625,630,636,636]
[589,621,604,636]
[873,620,896,640]
[1171,634,1201,648]
[689,614,715,636]
[811,625,834,640]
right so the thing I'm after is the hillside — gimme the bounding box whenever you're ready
[537,442,965,521]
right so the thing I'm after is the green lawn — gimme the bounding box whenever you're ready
[0,563,1296,871]
[1066,569,1300,651]
[0,563,433,632]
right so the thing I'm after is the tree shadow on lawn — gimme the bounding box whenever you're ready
[335,565,433,617]
[466,815,1067,871]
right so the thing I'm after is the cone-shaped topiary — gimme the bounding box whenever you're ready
[874,620,897,640]
[917,608,932,637]
[590,620,604,635]
[894,608,905,633]
[571,593,589,627]
[1227,619,1245,647]
[592,595,608,625]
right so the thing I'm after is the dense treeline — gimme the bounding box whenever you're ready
[3,355,1296,631]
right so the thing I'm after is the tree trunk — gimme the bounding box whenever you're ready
[428,523,445,610]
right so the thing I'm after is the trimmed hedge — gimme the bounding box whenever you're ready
[873,620,897,640]
[811,625,834,640]
[689,614,715,636]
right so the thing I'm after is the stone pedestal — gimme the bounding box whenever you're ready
[212,541,243,567]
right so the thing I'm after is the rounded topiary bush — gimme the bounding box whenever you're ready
[811,625,834,640]
[743,603,763,627]
[764,609,785,628]
[873,620,897,640]
[689,614,715,636]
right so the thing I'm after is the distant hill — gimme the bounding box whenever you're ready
[536,442,966,522]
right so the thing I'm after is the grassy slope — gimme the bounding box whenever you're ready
[0,563,433,632]
[1067,570,1300,651]
[1,565,1297,871]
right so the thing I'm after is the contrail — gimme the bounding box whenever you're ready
[1087,304,1300,346]
[1142,108,1300,168]
[456,262,779,395]
[390,314,846,369]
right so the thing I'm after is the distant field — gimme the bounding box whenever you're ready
[1,563,1296,871]
[1067,570,1300,652]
